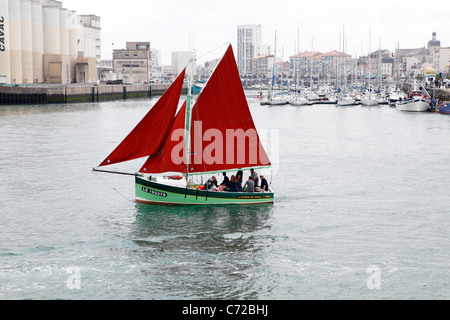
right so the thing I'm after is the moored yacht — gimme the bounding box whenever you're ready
[337,93,356,106]
[361,91,379,106]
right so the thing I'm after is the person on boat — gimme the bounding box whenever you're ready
[220,172,230,188]
[205,179,217,191]
[260,175,269,192]
[243,176,255,193]
[236,170,243,191]
[227,175,239,192]
[211,176,218,187]
[250,168,259,191]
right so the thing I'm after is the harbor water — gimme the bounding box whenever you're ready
[1,94,450,300]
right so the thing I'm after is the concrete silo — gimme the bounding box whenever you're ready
[0,0,11,84]
[68,10,78,83]
[59,7,70,83]
[9,0,23,84]
[20,0,33,84]
[31,0,43,83]
[42,3,60,55]
[42,2,61,83]
[59,8,69,56]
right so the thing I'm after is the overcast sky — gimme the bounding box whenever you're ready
[62,0,449,65]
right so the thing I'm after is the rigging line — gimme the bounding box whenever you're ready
[197,42,231,61]
[92,170,134,204]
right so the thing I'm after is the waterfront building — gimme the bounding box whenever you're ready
[381,57,395,81]
[290,51,350,83]
[113,42,152,84]
[368,49,391,76]
[151,49,161,68]
[289,52,319,79]
[428,32,441,51]
[432,47,450,74]
[237,24,271,77]
[172,51,196,80]
[0,0,100,85]
[427,32,448,74]
[78,15,101,67]
[252,54,274,80]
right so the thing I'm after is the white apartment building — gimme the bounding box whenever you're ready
[172,51,196,79]
[78,14,101,67]
[381,57,394,78]
[433,47,450,74]
[151,49,161,68]
[237,24,271,76]
[252,54,274,79]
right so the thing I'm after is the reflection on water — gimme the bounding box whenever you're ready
[127,204,275,299]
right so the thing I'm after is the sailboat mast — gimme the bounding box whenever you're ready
[368,27,371,92]
[185,55,195,181]
[272,30,277,91]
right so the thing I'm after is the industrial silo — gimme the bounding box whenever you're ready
[9,0,23,84]
[42,2,61,83]
[42,3,60,55]
[31,0,43,83]
[59,7,70,83]
[0,0,11,84]
[20,0,33,84]
[68,10,78,83]
[59,7,68,55]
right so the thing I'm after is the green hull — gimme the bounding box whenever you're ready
[135,176,274,205]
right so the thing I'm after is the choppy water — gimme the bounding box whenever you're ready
[1,94,450,300]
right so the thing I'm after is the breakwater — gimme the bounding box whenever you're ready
[0,83,188,105]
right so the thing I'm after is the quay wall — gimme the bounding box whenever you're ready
[0,83,187,105]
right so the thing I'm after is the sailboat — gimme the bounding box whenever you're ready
[267,31,287,106]
[361,30,378,107]
[94,45,274,205]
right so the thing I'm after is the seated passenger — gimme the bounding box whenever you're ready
[243,176,255,193]
[220,172,230,188]
[205,179,216,191]
[211,176,218,187]
[227,175,239,192]
[260,175,269,192]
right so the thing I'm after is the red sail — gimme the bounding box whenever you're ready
[139,102,188,174]
[188,45,271,174]
[99,69,186,167]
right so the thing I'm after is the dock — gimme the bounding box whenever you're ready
[0,83,188,105]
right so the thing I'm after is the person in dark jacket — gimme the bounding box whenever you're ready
[220,172,230,188]
[236,170,243,191]
[227,175,239,192]
[260,175,269,192]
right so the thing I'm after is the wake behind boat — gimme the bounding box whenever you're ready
[94,45,274,205]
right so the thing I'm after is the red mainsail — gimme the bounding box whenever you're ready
[188,45,271,174]
[137,45,271,175]
[99,69,186,167]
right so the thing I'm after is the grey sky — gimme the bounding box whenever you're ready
[63,0,449,65]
